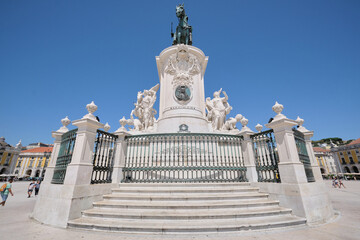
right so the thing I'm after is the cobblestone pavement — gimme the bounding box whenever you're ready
[0,180,359,240]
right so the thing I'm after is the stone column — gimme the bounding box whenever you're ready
[43,116,71,184]
[265,102,307,184]
[296,117,323,182]
[64,103,103,186]
[238,117,258,182]
[112,118,129,183]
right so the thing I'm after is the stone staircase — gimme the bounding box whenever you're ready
[68,182,306,233]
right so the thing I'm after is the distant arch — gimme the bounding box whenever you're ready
[41,170,46,178]
[25,169,32,176]
[14,170,19,175]
[35,170,40,178]
[0,168,6,174]
[344,166,351,173]
[352,166,359,173]
[320,168,326,174]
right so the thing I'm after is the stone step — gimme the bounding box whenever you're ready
[93,199,280,210]
[83,206,292,220]
[112,186,259,193]
[117,182,251,188]
[68,214,306,233]
[103,192,268,201]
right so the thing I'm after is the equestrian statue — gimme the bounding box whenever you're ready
[171,4,192,45]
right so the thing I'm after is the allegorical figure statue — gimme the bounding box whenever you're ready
[171,4,192,45]
[129,84,159,131]
[206,89,233,130]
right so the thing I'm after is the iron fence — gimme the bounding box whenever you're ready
[251,129,280,183]
[91,130,118,184]
[51,129,77,184]
[122,133,247,183]
[293,129,315,182]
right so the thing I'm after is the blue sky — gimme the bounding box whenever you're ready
[0,0,359,146]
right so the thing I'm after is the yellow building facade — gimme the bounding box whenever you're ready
[13,147,53,179]
[330,138,360,175]
[0,137,22,176]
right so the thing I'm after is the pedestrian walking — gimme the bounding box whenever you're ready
[28,180,36,198]
[0,178,14,206]
[34,180,41,196]
[339,179,346,188]
[332,177,339,188]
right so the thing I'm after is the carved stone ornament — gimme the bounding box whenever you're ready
[58,116,70,133]
[164,44,201,87]
[104,122,111,132]
[83,101,98,120]
[272,101,286,120]
[255,123,263,132]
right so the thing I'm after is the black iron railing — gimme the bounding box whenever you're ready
[51,129,77,184]
[251,129,280,183]
[293,129,315,182]
[122,133,247,183]
[91,130,118,184]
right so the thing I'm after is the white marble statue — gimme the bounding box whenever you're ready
[206,88,232,131]
[130,84,159,131]
[224,114,243,131]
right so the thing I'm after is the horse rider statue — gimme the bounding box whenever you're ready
[171,4,192,45]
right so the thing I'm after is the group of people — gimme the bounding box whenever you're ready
[27,180,41,198]
[332,177,346,188]
[0,178,41,206]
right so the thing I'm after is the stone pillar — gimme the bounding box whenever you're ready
[112,121,129,183]
[265,103,307,184]
[238,117,258,182]
[43,116,71,183]
[64,117,103,185]
[296,117,323,182]
[256,102,333,224]
[32,102,116,228]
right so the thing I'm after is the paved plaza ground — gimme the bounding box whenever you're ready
[0,180,359,240]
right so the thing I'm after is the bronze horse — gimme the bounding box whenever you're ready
[171,4,192,45]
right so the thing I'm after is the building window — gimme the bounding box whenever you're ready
[349,157,355,164]
[340,152,343,155]
[347,151,351,155]
[17,161,22,167]
[341,158,346,164]
[356,150,359,154]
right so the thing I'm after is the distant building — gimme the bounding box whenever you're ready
[13,146,53,179]
[313,147,339,175]
[0,137,22,175]
[330,138,360,174]
[26,142,52,150]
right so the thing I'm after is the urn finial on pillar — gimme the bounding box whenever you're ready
[296,116,309,132]
[104,122,111,132]
[58,116,70,133]
[255,124,263,133]
[116,117,128,133]
[272,101,286,121]
[83,101,98,120]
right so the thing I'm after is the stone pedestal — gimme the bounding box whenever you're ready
[112,130,129,183]
[262,110,333,224]
[266,118,308,184]
[32,115,116,228]
[238,129,258,182]
[155,45,210,133]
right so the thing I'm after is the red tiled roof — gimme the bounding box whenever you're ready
[22,147,53,153]
[313,147,330,152]
[347,138,360,146]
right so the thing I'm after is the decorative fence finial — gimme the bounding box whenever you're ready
[296,116,308,132]
[83,101,98,120]
[58,116,71,132]
[255,124,263,133]
[240,117,251,131]
[104,122,111,132]
[272,101,286,120]
[116,116,128,133]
